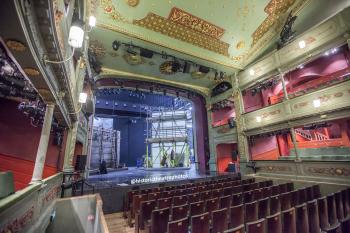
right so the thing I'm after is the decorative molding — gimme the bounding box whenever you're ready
[23,67,40,77]
[89,40,107,57]
[122,53,145,65]
[5,40,26,52]
[133,13,229,56]
[259,165,293,172]
[168,7,225,39]
[125,0,139,7]
[306,167,350,177]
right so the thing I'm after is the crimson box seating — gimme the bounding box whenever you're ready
[124,176,350,233]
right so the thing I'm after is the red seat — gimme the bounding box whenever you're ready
[212,189,222,198]
[298,188,307,204]
[282,208,296,233]
[173,195,188,206]
[261,187,272,198]
[307,199,321,233]
[232,193,243,206]
[220,195,232,209]
[188,192,201,203]
[269,195,281,215]
[136,200,157,233]
[280,192,292,211]
[334,191,345,220]
[252,188,263,201]
[212,208,229,233]
[312,185,321,199]
[289,190,299,207]
[190,201,205,216]
[167,217,189,233]
[305,186,314,201]
[224,224,244,233]
[271,185,280,196]
[232,185,243,194]
[295,203,309,233]
[258,197,270,219]
[245,201,258,222]
[201,190,212,200]
[327,194,338,226]
[205,198,220,216]
[191,212,210,233]
[266,212,282,233]
[322,223,341,233]
[157,197,172,209]
[243,190,253,203]
[171,204,189,221]
[148,192,160,201]
[146,207,170,233]
[130,194,148,226]
[318,196,331,230]
[340,217,350,233]
[229,204,244,229]
[246,218,266,233]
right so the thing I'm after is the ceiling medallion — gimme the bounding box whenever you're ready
[23,68,40,76]
[191,71,206,79]
[6,40,26,52]
[122,53,144,65]
[236,41,245,50]
[159,61,176,75]
[126,0,139,7]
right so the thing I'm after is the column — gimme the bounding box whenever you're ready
[63,121,79,171]
[289,127,300,161]
[31,103,55,182]
[279,71,289,100]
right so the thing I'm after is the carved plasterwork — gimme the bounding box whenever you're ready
[168,7,225,39]
[307,167,350,177]
[101,0,130,23]
[89,40,107,57]
[6,40,26,52]
[126,0,139,7]
[259,165,293,172]
[122,53,145,65]
[133,13,229,56]
[23,68,40,76]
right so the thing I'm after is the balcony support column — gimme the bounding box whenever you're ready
[31,103,55,182]
[279,70,289,100]
[290,127,300,161]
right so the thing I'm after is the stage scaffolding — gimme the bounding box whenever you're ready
[145,107,191,168]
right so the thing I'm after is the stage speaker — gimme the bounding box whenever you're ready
[75,155,87,171]
[199,65,210,73]
[228,117,236,128]
[232,150,238,161]
[140,48,154,58]
[183,62,191,73]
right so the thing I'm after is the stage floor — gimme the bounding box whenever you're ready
[88,165,219,187]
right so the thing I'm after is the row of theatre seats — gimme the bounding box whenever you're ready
[123,176,350,233]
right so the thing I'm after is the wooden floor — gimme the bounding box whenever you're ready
[105,212,134,233]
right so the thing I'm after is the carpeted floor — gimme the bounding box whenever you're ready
[105,212,134,233]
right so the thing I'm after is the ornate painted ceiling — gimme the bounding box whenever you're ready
[87,0,332,95]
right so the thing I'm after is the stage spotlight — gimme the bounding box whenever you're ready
[127,46,137,56]
[112,40,121,51]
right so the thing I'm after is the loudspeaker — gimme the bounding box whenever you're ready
[183,62,191,73]
[199,65,210,73]
[232,151,238,161]
[140,48,154,58]
[228,117,236,128]
[75,155,87,171]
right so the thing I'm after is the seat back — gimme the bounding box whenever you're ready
[243,191,253,203]
[157,197,172,209]
[322,223,341,233]
[191,212,210,233]
[232,185,243,194]
[334,191,344,220]
[171,204,189,221]
[271,185,280,195]
[133,194,148,217]
[312,185,321,199]
[282,208,296,233]
[280,192,291,211]
[340,217,350,233]
[150,207,170,233]
[341,188,350,217]
[212,208,228,233]
[307,199,321,233]
[289,190,299,207]
[205,198,220,215]
[139,200,157,229]
[295,203,309,233]
[258,197,270,219]
[261,187,272,198]
[278,183,287,194]
[252,189,263,201]
[190,201,205,216]
[269,195,281,215]
[173,195,188,206]
[167,217,189,233]
[245,201,258,222]
[220,195,232,209]
[298,188,307,204]
[224,224,244,233]
[212,188,222,198]
[246,218,266,233]
[223,187,233,196]
[317,196,330,230]
[232,193,243,206]
[266,212,282,233]
[305,186,314,202]
[327,194,338,226]
[201,191,212,200]
[148,192,161,201]
[229,204,244,229]
[188,192,201,203]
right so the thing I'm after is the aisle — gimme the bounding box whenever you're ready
[104,212,134,233]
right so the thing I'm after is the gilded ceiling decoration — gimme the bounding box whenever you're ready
[191,71,207,79]
[101,0,130,23]
[133,13,229,56]
[122,53,145,65]
[89,40,107,57]
[5,40,26,52]
[251,0,296,46]
[168,7,225,39]
[159,61,177,75]
[23,68,40,76]
[126,0,139,7]
[236,41,245,50]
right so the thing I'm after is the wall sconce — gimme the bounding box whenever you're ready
[78,92,88,104]
[298,40,306,49]
[256,116,262,123]
[313,99,321,108]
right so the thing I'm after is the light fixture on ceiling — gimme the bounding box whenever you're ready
[324,51,329,56]
[256,116,262,123]
[112,40,121,51]
[297,64,304,69]
[89,16,96,27]
[313,99,321,108]
[78,92,88,104]
[249,69,255,76]
[331,48,337,54]
[298,40,306,49]
[68,20,85,48]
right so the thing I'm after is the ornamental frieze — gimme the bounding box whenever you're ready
[306,167,350,177]
[168,7,225,39]
[259,165,293,172]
